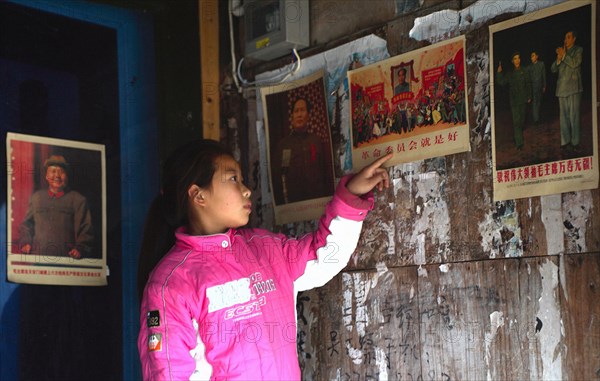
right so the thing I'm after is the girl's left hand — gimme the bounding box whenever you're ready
[346,153,393,196]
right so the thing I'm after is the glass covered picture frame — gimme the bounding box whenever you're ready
[489,0,598,201]
[6,132,107,286]
[348,35,470,171]
[261,70,336,225]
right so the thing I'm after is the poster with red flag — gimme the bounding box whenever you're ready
[348,35,470,171]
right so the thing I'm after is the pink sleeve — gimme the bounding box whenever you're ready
[138,279,198,380]
[281,174,374,280]
[329,174,374,220]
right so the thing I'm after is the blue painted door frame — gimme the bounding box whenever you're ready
[0,1,157,379]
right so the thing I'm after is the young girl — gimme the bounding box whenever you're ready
[138,139,391,380]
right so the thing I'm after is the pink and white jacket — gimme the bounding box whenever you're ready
[138,176,374,380]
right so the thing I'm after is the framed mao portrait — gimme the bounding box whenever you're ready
[6,132,107,286]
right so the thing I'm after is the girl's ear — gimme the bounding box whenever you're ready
[188,184,205,206]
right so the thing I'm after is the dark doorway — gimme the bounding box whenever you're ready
[0,2,122,380]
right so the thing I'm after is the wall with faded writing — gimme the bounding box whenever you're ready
[223,0,600,379]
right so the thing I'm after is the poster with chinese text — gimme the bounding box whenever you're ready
[490,0,598,201]
[261,70,335,225]
[348,35,470,171]
[6,133,107,286]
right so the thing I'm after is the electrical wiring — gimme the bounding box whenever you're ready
[236,48,302,89]
[228,0,302,91]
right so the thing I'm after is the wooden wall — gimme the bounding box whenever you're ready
[223,0,600,379]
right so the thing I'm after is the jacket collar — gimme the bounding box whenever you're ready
[174,227,235,251]
[47,189,65,198]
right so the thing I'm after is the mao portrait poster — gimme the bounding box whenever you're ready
[490,0,598,201]
[348,35,470,171]
[6,133,107,286]
[261,70,335,225]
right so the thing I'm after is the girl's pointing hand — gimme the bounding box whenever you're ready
[346,153,393,196]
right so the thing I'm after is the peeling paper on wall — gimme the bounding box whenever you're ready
[375,346,389,380]
[342,272,371,336]
[345,342,364,365]
[563,191,592,253]
[371,261,392,290]
[410,170,452,263]
[376,261,389,277]
[540,194,564,255]
[409,0,567,42]
[485,311,505,380]
[537,259,562,380]
[392,161,419,195]
[342,273,353,331]
[478,201,522,258]
[341,272,376,366]
[468,50,491,149]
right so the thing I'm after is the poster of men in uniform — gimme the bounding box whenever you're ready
[490,0,598,201]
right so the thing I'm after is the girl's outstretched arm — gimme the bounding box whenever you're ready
[346,153,393,195]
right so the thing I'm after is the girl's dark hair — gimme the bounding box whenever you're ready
[137,139,233,300]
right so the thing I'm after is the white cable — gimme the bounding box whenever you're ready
[231,0,244,17]
[237,48,302,89]
[229,0,242,93]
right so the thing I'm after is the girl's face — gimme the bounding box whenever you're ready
[197,155,251,234]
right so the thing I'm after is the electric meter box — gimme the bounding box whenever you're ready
[243,0,309,61]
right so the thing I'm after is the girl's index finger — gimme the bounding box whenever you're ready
[366,153,393,172]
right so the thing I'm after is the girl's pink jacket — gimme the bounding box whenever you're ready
[138,176,373,380]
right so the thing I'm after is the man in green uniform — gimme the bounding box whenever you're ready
[496,52,532,150]
[528,51,546,125]
[551,30,583,152]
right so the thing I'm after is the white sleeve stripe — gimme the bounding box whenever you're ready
[295,215,363,292]
[189,318,212,380]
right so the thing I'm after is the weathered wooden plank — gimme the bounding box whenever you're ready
[560,253,600,379]
[351,189,399,269]
[296,256,596,380]
[417,257,563,380]
[199,0,220,140]
[590,189,600,252]
[302,267,419,380]
[296,288,322,381]
[563,191,599,254]
[418,261,490,380]
[517,197,549,256]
